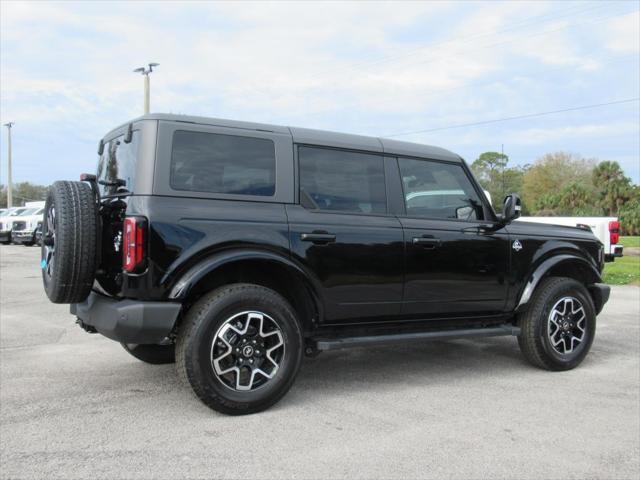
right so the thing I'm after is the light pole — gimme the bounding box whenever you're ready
[133,63,159,114]
[3,122,14,208]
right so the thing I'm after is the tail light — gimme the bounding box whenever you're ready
[608,220,620,245]
[123,217,146,273]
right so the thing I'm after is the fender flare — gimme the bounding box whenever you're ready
[515,254,602,311]
[167,248,324,318]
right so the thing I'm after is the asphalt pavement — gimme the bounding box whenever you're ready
[1,245,639,479]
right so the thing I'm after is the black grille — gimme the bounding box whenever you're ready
[12,221,26,231]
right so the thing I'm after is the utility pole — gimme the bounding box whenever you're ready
[133,63,159,114]
[3,122,14,208]
[501,143,505,198]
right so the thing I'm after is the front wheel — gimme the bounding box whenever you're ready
[517,277,596,371]
[176,284,303,415]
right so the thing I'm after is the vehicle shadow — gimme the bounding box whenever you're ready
[286,336,527,403]
[119,336,529,416]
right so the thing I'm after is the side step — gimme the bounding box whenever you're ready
[315,324,520,351]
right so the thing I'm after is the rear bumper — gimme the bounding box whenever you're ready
[70,292,182,344]
[589,283,611,315]
[605,245,623,261]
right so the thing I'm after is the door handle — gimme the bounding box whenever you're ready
[412,236,441,249]
[301,232,336,244]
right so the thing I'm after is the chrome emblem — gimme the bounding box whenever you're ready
[242,345,254,357]
[512,239,523,252]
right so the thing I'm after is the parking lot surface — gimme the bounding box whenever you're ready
[1,244,639,479]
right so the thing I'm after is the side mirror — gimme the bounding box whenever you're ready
[502,193,522,223]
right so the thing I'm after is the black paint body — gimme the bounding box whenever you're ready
[91,114,606,340]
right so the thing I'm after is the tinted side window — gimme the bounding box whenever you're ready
[299,146,386,214]
[96,132,139,196]
[398,158,483,220]
[170,130,276,196]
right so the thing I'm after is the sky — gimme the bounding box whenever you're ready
[1,0,639,188]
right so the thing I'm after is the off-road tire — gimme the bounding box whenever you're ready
[121,343,176,365]
[517,276,596,371]
[176,283,303,415]
[42,180,98,304]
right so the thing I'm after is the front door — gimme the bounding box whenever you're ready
[396,157,510,317]
[287,146,404,323]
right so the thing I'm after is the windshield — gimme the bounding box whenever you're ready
[9,209,27,217]
[18,208,38,216]
[96,130,140,196]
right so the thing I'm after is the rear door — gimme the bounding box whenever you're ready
[395,157,510,317]
[287,146,404,323]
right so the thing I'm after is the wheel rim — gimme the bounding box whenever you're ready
[42,206,56,278]
[547,296,587,355]
[210,311,285,392]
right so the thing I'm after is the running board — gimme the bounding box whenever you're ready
[315,325,520,351]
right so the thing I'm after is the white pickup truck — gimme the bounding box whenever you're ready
[482,191,623,262]
[516,216,623,261]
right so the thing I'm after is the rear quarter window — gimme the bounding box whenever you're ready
[170,130,276,197]
[96,132,139,196]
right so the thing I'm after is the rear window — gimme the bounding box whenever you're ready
[170,130,276,197]
[298,146,386,214]
[96,131,140,196]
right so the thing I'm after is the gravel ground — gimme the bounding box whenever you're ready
[1,244,639,479]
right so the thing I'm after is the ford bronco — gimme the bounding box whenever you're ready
[41,114,610,415]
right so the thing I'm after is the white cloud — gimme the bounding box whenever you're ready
[604,10,640,53]
[0,0,638,184]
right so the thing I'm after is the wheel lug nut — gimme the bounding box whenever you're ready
[249,359,253,364]
[253,340,256,344]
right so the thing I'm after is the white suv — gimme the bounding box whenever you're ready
[11,207,45,246]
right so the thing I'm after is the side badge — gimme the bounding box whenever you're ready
[512,239,523,252]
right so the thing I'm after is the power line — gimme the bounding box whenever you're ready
[383,98,640,138]
[302,53,637,118]
[311,2,610,77]
[297,6,638,116]
[239,3,632,105]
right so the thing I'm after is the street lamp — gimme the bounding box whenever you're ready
[133,63,159,115]
[3,122,14,208]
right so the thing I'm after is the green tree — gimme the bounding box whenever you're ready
[0,182,48,208]
[557,181,601,216]
[592,161,632,216]
[618,186,640,236]
[523,152,596,215]
[471,151,526,212]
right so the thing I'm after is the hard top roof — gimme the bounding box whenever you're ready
[106,113,462,162]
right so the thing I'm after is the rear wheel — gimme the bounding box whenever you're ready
[121,343,175,365]
[517,277,596,371]
[41,181,98,304]
[176,284,303,415]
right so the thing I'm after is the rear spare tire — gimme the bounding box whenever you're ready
[41,180,98,304]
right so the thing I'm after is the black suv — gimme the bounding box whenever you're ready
[41,114,610,415]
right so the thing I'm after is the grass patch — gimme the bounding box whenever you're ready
[620,236,640,248]
[603,255,640,285]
